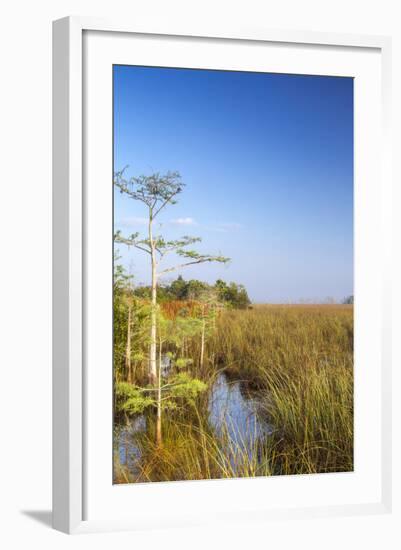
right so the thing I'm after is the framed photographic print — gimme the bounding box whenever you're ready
[52,17,392,534]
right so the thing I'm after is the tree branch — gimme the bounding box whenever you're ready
[153,190,180,218]
[158,256,228,275]
[114,231,152,255]
[134,244,151,255]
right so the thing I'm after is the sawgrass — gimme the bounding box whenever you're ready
[114,305,353,482]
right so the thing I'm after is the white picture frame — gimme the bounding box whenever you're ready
[52,16,392,534]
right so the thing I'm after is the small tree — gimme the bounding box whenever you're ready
[114,253,151,385]
[190,289,221,372]
[113,254,134,383]
[114,168,229,384]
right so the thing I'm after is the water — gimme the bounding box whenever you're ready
[114,371,271,481]
[209,373,272,449]
[114,415,147,479]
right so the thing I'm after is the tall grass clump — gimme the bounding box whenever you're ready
[209,305,354,474]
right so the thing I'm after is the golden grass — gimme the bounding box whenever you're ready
[211,305,354,474]
[115,304,353,481]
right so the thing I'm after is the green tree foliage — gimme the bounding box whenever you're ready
[113,254,150,383]
[113,167,232,445]
[114,167,229,388]
[342,295,354,305]
[113,253,133,382]
[114,365,207,416]
[133,275,251,309]
[115,382,154,415]
[214,279,251,309]
[113,257,211,444]
[168,373,207,404]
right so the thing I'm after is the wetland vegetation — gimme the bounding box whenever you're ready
[113,169,353,483]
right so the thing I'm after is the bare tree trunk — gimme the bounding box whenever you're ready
[200,315,205,371]
[149,212,157,383]
[156,337,162,446]
[125,303,132,383]
[211,304,216,367]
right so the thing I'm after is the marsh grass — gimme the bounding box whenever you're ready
[114,305,353,482]
[211,305,354,474]
[114,406,276,483]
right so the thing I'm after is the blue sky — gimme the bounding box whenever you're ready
[114,65,353,303]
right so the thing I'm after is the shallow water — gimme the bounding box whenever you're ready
[114,371,271,482]
[209,373,271,446]
[114,415,147,480]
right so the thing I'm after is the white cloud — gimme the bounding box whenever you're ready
[170,217,197,226]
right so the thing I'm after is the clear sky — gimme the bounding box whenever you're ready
[113,65,353,303]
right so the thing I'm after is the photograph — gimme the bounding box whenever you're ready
[112,65,354,484]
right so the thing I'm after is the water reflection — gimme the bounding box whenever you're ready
[209,373,271,444]
[114,371,271,482]
[114,416,146,480]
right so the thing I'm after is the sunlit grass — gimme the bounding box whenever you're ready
[114,304,353,482]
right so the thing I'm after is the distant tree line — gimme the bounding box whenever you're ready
[342,295,354,305]
[133,275,251,309]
